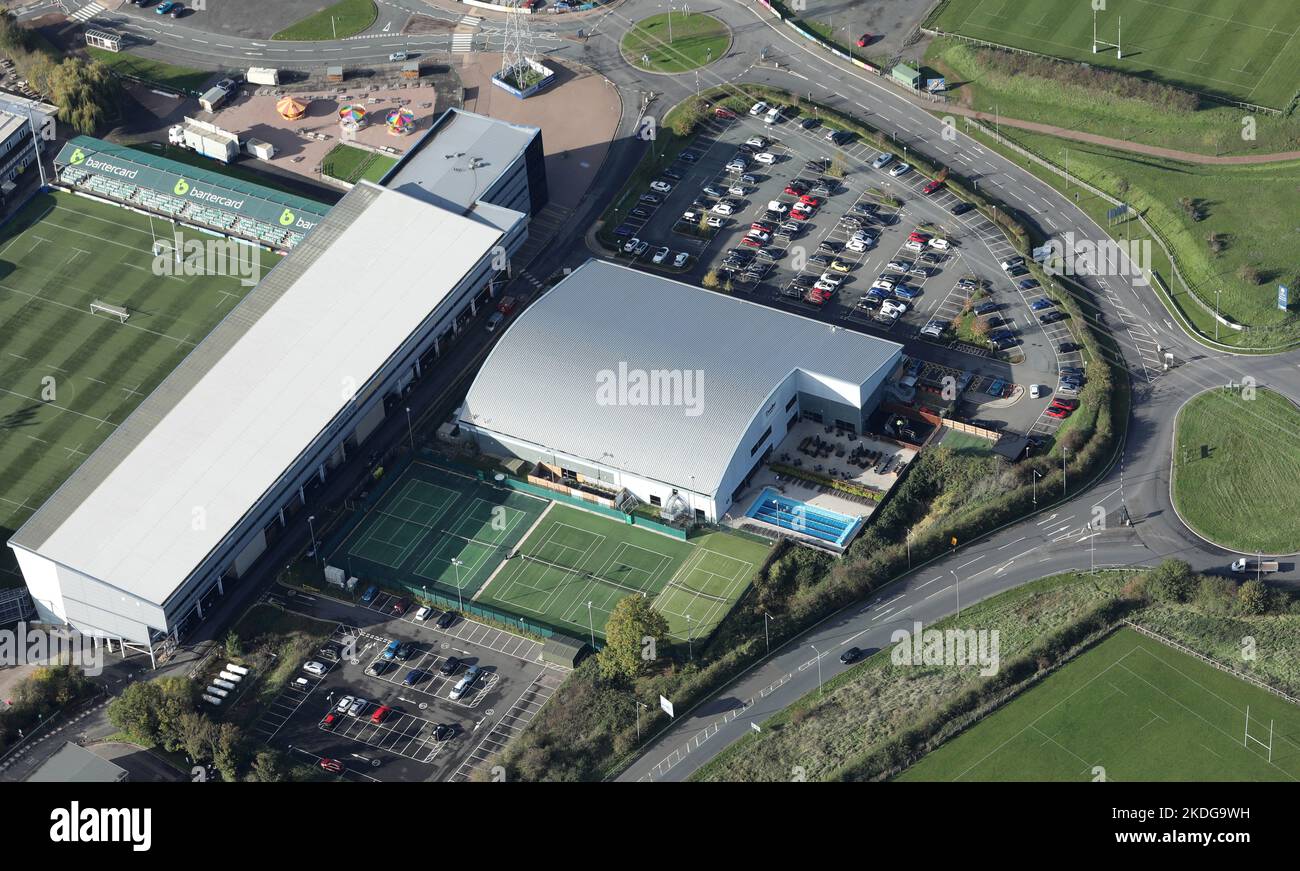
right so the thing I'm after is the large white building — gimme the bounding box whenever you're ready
[8,182,524,661]
[457,260,904,523]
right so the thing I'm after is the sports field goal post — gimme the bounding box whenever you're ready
[1243,705,1274,764]
[1092,10,1122,59]
[89,300,130,323]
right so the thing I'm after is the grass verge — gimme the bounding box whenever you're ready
[273,0,377,41]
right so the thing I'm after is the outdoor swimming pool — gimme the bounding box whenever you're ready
[745,487,862,548]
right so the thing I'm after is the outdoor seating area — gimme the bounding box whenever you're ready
[773,419,918,496]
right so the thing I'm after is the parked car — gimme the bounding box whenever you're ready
[390,598,409,616]
[754,152,777,164]
[449,665,483,701]
[155,1,176,13]
[347,697,368,716]
[889,162,912,177]
[439,656,461,676]
[951,201,974,215]
[745,136,767,148]
[800,117,820,130]
[673,251,690,268]
[748,101,769,116]
[1030,297,1054,311]
[361,585,379,603]
[1039,311,1066,324]
[370,705,392,724]
[872,152,894,170]
[920,320,946,338]
[436,610,458,629]
[649,180,673,194]
[1045,405,1070,419]
[381,640,401,660]
[638,193,661,205]
[651,246,670,265]
[302,660,327,677]
[403,669,426,687]
[922,179,944,195]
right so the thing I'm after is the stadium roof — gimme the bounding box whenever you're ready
[10,182,510,607]
[54,136,331,231]
[28,743,127,783]
[383,108,539,213]
[459,260,903,495]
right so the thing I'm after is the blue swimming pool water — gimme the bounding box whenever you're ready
[745,487,862,547]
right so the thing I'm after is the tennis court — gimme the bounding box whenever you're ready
[479,505,766,642]
[328,463,547,599]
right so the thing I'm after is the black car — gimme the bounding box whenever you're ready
[630,206,651,219]
[679,151,699,162]
[1059,341,1080,353]
[809,254,832,267]
[804,159,829,173]
[840,647,863,664]
[439,656,461,676]
[433,723,455,742]
[973,302,999,316]
[1039,311,1066,324]
[800,117,821,130]
[851,202,874,214]
[950,201,974,216]
[366,659,394,677]
[395,641,416,661]
[662,167,683,181]
[1060,366,1085,376]
[436,610,458,629]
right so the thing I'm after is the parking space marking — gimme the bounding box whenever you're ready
[448,668,563,782]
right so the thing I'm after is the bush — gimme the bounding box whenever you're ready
[1145,559,1195,603]
[972,47,1198,113]
[1236,580,1272,615]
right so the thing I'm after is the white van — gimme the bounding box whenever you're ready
[764,106,782,125]
[449,665,483,701]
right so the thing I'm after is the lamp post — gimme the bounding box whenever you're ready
[307,515,320,564]
[686,614,695,660]
[1032,468,1042,505]
[586,601,595,647]
[810,642,824,696]
[950,569,960,616]
[1062,446,1069,495]
[761,610,772,654]
[451,558,464,610]
[405,406,414,451]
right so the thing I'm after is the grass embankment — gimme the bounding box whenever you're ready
[273,0,377,41]
[87,47,213,94]
[621,13,729,73]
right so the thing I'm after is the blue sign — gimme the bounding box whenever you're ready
[1279,285,1290,311]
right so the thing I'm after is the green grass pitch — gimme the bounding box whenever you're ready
[0,192,268,586]
[930,0,1300,109]
[898,628,1300,781]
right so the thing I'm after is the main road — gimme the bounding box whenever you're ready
[40,0,1300,781]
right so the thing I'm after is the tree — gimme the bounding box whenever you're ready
[245,748,287,782]
[1145,559,1194,603]
[598,595,669,681]
[701,268,720,289]
[1236,580,1272,615]
[210,722,248,783]
[223,630,242,659]
[669,101,704,138]
[108,681,165,746]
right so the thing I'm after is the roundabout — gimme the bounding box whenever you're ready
[620,12,730,73]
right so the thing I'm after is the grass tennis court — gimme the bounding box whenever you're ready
[329,463,547,599]
[898,629,1300,781]
[0,192,268,587]
[480,504,765,642]
[929,0,1300,108]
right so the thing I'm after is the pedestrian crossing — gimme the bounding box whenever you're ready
[452,15,481,53]
[68,1,102,22]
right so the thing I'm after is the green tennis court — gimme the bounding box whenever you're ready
[478,505,766,641]
[328,462,547,598]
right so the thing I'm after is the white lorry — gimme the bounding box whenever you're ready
[1231,558,1279,574]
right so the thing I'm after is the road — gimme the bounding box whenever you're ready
[29,0,1300,782]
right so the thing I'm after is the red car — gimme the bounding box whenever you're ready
[922,179,944,195]
[714,106,737,119]
[799,194,822,206]
[783,183,807,196]
[740,236,763,247]
[1045,405,1070,419]
[370,705,392,724]
[908,232,930,243]
[856,33,873,48]
[319,758,344,773]
[790,209,811,220]
[322,712,339,729]
[751,221,775,232]
[1052,397,1079,410]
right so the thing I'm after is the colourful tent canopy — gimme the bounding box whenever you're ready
[276,96,307,121]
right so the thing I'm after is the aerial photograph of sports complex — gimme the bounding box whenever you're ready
[0,0,1295,840]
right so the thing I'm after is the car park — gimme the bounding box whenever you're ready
[889,162,912,177]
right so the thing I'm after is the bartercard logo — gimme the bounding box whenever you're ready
[279,207,296,226]
[69,148,86,165]
[174,178,190,196]
[50,802,151,852]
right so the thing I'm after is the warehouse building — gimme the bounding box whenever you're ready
[8,180,527,663]
[457,260,904,522]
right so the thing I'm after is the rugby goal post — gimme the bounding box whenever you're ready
[1092,11,1122,59]
[1243,705,1274,764]
[90,299,130,323]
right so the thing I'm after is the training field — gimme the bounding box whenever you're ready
[480,504,765,642]
[0,192,266,586]
[930,0,1300,108]
[899,629,1300,781]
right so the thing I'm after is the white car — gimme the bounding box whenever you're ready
[748,230,772,243]
[651,246,670,264]
[302,661,328,677]
[649,180,673,194]
[920,320,945,338]
[767,200,789,214]
[347,697,368,717]
[872,152,895,170]
[904,239,925,252]
[813,279,838,292]
[335,695,356,714]
[414,606,431,622]
[881,300,908,316]
[712,201,735,215]
[764,106,783,125]
[871,279,895,292]
[754,151,777,164]
[726,159,747,173]
[748,101,769,116]
[889,162,912,177]
[728,184,747,197]
[928,237,950,250]
[682,210,699,222]
[622,237,641,254]
[886,260,910,272]
[818,272,843,286]
[845,239,868,253]
[1029,384,1042,398]
[745,136,767,148]
[673,251,690,268]
[706,216,724,228]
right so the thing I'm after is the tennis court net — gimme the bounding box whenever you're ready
[514,551,651,598]
[662,579,731,605]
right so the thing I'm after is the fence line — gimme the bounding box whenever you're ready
[1123,620,1300,707]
